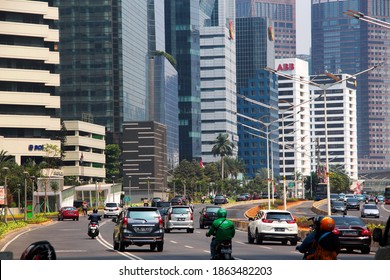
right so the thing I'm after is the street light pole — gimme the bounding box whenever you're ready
[128,176,132,207]
[23,171,29,222]
[147,177,150,200]
[2,167,9,224]
[112,176,115,202]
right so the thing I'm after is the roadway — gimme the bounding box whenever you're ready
[0,201,377,260]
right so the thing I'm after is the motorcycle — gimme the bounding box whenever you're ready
[201,197,205,204]
[88,222,99,239]
[213,239,234,260]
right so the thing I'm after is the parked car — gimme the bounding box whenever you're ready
[247,210,298,246]
[361,203,380,218]
[331,215,371,254]
[103,202,122,218]
[372,215,390,259]
[164,205,194,233]
[213,195,228,205]
[199,206,221,229]
[58,206,79,221]
[345,198,360,210]
[112,207,164,252]
[331,200,347,215]
[235,195,247,202]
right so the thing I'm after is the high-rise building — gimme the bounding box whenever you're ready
[310,74,358,181]
[199,0,238,163]
[165,0,202,161]
[275,58,311,197]
[236,0,296,58]
[54,0,149,144]
[0,0,61,165]
[312,0,390,171]
[236,16,279,178]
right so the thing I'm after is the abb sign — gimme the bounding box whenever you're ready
[277,63,294,71]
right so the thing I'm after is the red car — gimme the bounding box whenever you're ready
[58,206,79,221]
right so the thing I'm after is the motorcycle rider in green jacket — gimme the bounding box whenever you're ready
[206,208,235,259]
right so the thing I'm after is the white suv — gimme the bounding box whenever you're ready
[247,210,298,245]
[103,202,122,218]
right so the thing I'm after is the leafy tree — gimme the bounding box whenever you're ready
[105,144,121,181]
[211,133,235,180]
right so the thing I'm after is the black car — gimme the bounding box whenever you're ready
[331,200,347,215]
[156,201,171,227]
[170,197,183,206]
[346,198,360,210]
[331,215,371,254]
[112,207,164,252]
[199,206,221,228]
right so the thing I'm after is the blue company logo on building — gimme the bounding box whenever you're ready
[28,144,45,151]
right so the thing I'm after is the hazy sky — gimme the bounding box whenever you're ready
[296,0,311,54]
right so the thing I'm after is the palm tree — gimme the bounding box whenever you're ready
[211,133,235,180]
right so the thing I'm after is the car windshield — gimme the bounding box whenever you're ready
[63,207,75,211]
[105,203,118,207]
[347,198,358,203]
[156,202,171,207]
[332,201,344,206]
[171,207,190,214]
[332,216,366,227]
[206,207,220,213]
[127,210,159,220]
[215,196,224,199]
[364,204,378,209]
[265,212,293,221]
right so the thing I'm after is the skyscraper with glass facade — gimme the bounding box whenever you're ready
[165,0,202,161]
[236,17,279,179]
[311,0,390,171]
[199,0,238,163]
[236,0,296,58]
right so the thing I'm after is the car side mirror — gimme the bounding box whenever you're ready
[373,228,383,244]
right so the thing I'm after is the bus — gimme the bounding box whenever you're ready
[384,186,390,204]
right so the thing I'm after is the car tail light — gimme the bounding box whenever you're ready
[190,212,193,220]
[262,218,273,223]
[122,217,128,228]
[361,229,371,236]
[287,215,296,224]
[158,216,163,228]
[115,207,119,210]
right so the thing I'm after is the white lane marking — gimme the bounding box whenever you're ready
[204,250,210,253]
[380,204,390,213]
[185,245,193,249]
[235,241,246,245]
[170,240,178,244]
[259,245,273,250]
[56,250,87,253]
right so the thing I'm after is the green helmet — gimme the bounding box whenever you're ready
[217,208,227,219]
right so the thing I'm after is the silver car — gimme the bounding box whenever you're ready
[361,203,380,218]
[164,205,194,233]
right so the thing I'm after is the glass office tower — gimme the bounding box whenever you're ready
[312,0,390,171]
[236,0,296,58]
[236,17,279,178]
[165,0,202,161]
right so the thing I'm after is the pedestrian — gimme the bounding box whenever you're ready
[82,201,88,216]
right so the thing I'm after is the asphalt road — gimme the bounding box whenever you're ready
[0,201,377,260]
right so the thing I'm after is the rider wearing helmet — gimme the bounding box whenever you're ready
[20,240,56,260]
[296,216,323,259]
[88,208,101,223]
[307,216,340,260]
[206,208,235,259]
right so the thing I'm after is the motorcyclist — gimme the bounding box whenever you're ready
[296,216,323,259]
[88,208,101,224]
[205,208,235,259]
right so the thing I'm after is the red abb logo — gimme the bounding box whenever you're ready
[277,63,294,71]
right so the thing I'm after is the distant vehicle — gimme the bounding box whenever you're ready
[344,193,356,202]
[338,193,345,201]
[331,200,347,215]
[384,187,390,204]
[346,198,360,210]
[58,206,79,221]
[330,193,339,201]
[103,202,122,218]
[199,206,221,229]
[247,210,298,246]
[241,193,251,200]
[356,194,365,202]
[377,195,384,203]
[151,197,162,207]
[235,195,247,202]
[164,205,194,233]
[156,201,171,227]
[170,197,183,206]
[213,195,228,205]
[361,203,380,218]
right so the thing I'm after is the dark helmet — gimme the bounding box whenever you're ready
[217,208,227,219]
[93,208,98,213]
[313,216,324,230]
[20,240,56,260]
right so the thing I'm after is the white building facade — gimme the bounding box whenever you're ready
[0,0,61,164]
[200,0,238,163]
[310,74,358,181]
[275,58,311,197]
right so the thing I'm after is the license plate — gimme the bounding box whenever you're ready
[135,227,152,232]
[221,248,232,254]
[177,218,185,221]
[275,228,285,232]
[109,210,113,212]
[344,231,358,236]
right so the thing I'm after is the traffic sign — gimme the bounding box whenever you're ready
[123,196,130,202]
[288,182,295,189]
